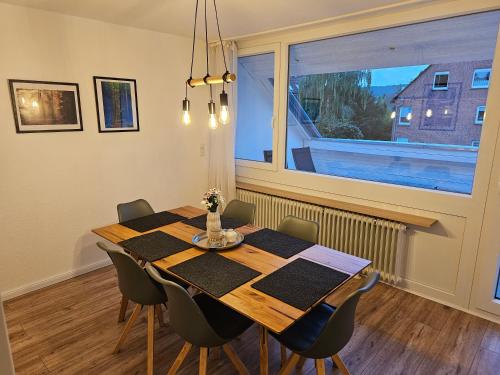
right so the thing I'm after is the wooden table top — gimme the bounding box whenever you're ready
[92,205,371,333]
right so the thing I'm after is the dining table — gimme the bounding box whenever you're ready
[92,205,371,375]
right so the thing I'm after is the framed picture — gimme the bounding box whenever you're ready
[93,76,139,132]
[9,80,83,133]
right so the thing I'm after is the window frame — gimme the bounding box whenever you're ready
[397,137,409,143]
[471,140,480,147]
[398,106,412,125]
[475,105,486,125]
[235,43,281,172]
[432,71,450,90]
[472,68,491,89]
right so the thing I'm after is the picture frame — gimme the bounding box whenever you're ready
[93,76,139,133]
[8,79,83,133]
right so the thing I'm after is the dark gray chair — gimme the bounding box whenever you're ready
[292,147,316,172]
[97,242,166,375]
[117,198,154,222]
[263,150,273,163]
[273,272,380,375]
[223,199,256,225]
[146,264,253,375]
[278,215,319,243]
[116,198,155,322]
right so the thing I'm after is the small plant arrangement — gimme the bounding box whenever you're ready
[201,188,225,213]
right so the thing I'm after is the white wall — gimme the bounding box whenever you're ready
[0,3,210,298]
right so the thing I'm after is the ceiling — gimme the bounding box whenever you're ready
[0,0,414,39]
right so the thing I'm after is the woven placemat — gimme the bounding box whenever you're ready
[119,231,192,262]
[120,211,187,232]
[251,258,350,310]
[182,214,246,231]
[243,228,315,259]
[168,252,261,298]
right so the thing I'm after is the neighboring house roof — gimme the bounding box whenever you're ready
[391,65,431,103]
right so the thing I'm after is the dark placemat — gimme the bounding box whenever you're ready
[168,252,261,298]
[182,214,247,231]
[243,228,315,259]
[251,258,350,310]
[118,231,192,262]
[120,211,187,232]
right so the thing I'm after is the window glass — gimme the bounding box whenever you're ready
[475,106,486,124]
[236,52,275,163]
[285,12,499,194]
[472,68,491,88]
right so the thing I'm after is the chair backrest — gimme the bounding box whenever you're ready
[117,199,154,222]
[96,242,165,306]
[303,272,380,358]
[292,147,316,172]
[145,264,225,347]
[277,215,319,243]
[223,200,256,225]
[263,150,273,163]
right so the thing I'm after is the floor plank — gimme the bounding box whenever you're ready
[3,265,500,375]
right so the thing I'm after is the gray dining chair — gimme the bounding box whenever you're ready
[223,199,256,225]
[278,215,319,243]
[97,242,167,375]
[273,272,380,375]
[292,147,316,172]
[116,198,155,322]
[146,264,253,375]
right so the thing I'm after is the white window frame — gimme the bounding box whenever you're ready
[475,105,486,125]
[235,43,281,172]
[432,71,449,90]
[398,106,412,125]
[472,68,491,89]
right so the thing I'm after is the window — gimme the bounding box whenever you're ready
[475,106,486,125]
[471,141,480,147]
[235,52,275,163]
[285,12,499,194]
[472,68,491,88]
[399,107,412,125]
[496,267,500,300]
[433,72,449,90]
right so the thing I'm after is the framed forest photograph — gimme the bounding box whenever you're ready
[9,80,83,133]
[93,76,139,132]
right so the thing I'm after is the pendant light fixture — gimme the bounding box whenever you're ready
[182,0,235,129]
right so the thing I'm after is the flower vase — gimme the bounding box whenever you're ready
[206,210,223,247]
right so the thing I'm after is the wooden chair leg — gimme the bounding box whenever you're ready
[332,354,350,375]
[222,343,249,375]
[118,296,129,322]
[280,344,287,367]
[259,327,269,375]
[147,305,155,375]
[212,346,221,359]
[315,359,326,375]
[278,353,300,375]
[167,342,192,375]
[199,347,208,375]
[296,356,306,369]
[113,304,142,354]
[155,304,166,327]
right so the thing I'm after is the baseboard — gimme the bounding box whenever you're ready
[1,258,112,301]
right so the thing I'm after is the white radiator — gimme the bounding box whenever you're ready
[236,188,406,284]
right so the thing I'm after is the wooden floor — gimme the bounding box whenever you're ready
[4,266,500,375]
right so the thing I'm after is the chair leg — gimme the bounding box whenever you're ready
[332,354,350,375]
[222,343,249,375]
[296,356,306,369]
[212,346,221,359]
[199,347,208,375]
[147,305,155,375]
[280,344,287,367]
[167,342,192,375]
[315,359,325,375]
[278,353,300,375]
[113,304,142,354]
[259,327,269,375]
[118,296,129,322]
[155,304,166,327]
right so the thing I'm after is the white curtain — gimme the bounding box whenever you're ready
[208,41,237,205]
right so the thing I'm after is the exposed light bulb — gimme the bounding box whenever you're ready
[181,98,191,126]
[21,97,26,105]
[32,100,39,108]
[208,100,218,129]
[219,90,230,125]
[425,109,433,118]
[444,108,449,115]
[406,112,412,121]
[390,111,396,119]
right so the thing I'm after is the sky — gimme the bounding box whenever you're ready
[370,65,429,86]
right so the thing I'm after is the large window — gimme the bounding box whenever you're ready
[236,52,275,163]
[285,12,499,194]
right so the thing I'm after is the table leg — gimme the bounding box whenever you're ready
[259,326,269,375]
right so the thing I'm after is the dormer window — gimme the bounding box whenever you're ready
[472,68,491,89]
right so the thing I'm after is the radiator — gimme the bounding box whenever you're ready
[236,188,407,284]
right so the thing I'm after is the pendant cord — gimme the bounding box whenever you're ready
[204,0,209,76]
[209,84,213,100]
[213,0,228,72]
[189,0,199,80]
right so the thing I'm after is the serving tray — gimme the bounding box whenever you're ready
[192,230,244,250]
